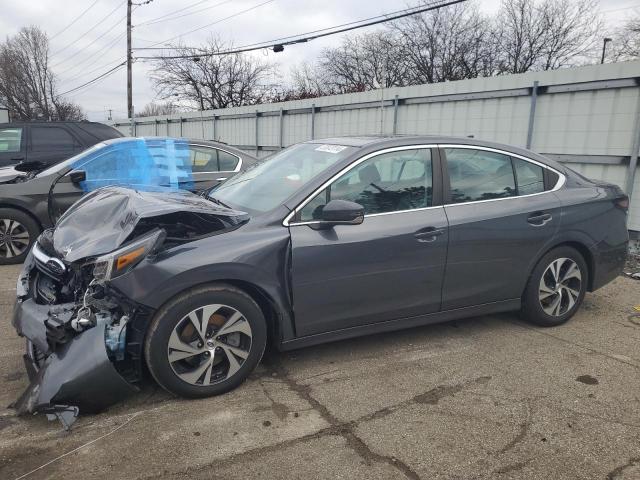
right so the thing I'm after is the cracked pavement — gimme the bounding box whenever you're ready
[0,263,639,479]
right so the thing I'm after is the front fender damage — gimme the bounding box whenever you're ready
[11,254,146,430]
[12,317,138,430]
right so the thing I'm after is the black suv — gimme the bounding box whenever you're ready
[0,121,123,168]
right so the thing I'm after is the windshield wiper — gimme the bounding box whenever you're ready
[208,195,232,209]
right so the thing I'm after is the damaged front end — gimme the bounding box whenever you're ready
[11,187,249,429]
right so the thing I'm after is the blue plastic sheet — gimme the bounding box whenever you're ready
[70,138,194,192]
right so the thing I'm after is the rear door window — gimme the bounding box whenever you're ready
[31,127,78,151]
[188,145,240,172]
[445,148,516,203]
[0,128,22,152]
[189,145,219,172]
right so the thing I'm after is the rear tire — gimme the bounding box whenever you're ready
[521,246,588,327]
[145,283,267,398]
[0,208,40,265]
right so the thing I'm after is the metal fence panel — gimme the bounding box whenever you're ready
[112,60,640,229]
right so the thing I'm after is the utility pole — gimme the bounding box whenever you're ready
[127,0,153,134]
[127,0,133,123]
[601,37,612,64]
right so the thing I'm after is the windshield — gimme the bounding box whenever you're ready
[38,138,196,192]
[37,142,106,177]
[211,143,356,213]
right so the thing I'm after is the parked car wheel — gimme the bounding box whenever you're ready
[0,208,39,264]
[521,246,588,327]
[145,284,267,398]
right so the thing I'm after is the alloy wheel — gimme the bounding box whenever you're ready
[0,219,30,258]
[167,304,253,386]
[538,257,582,317]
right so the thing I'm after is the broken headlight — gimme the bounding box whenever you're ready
[91,229,165,281]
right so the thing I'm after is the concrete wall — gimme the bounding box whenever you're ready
[112,61,640,229]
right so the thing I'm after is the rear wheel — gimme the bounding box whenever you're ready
[521,246,588,327]
[0,209,39,265]
[145,284,267,398]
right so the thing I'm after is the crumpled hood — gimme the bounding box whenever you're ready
[49,186,249,262]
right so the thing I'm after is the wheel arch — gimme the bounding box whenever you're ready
[0,202,43,230]
[526,238,596,294]
[140,278,287,352]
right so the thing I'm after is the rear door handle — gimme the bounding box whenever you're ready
[216,177,228,181]
[527,212,552,226]
[414,227,445,242]
[11,157,24,162]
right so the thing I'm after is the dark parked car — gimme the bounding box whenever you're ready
[0,136,256,264]
[0,121,123,168]
[12,136,628,428]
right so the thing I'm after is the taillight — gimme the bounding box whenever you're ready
[615,195,629,212]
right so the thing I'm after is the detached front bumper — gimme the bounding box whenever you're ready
[11,252,139,429]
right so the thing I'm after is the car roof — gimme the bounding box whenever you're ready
[0,121,123,142]
[101,136,257,159]
[306,135,564,171]
[0,121,111,127]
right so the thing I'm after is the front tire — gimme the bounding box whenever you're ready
[521,246,588,327]
[0,208,40,265]
[145,284,267,398]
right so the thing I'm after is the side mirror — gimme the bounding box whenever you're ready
[317,199,364,227]
[68,170,86,184]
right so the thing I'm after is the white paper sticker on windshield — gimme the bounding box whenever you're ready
[315,144,348,154]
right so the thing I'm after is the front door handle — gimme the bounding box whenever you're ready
[216,177,228,181]
[11,157,24,162]
[414,227,445,242]
[527,212,552,226]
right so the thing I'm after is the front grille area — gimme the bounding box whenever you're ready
[32,243,66,280]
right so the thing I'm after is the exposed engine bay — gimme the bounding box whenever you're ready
[11,187,249,429]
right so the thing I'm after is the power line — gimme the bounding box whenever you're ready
[136,0,235,27]
[133,0,275,49]
[52,8,131,69]
[134,0,466,60]
[215,1,457,53]
[51,0,126,58]
[59,55,126,86]
[57,31,127,80]
[49,0,101,40]
[58,62,126,96]
[63,65,125,99]
[135,0,210,26]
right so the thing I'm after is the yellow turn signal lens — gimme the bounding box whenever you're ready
[115,246,146,271]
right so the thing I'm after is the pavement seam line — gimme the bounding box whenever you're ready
[267,359,422,480]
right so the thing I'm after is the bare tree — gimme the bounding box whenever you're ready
[150,37,275,110]
[495,0,601,73]
[317,30,410,93]
[0,26,84,121]
[136,101,179,117]
[613,11,640,60]
[393,2,497,83]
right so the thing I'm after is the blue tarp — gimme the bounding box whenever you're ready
[70,138,194,192]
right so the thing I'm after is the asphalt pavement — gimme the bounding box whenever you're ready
[0,263,639,479]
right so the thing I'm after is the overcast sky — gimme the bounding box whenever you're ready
[1,0,637,121]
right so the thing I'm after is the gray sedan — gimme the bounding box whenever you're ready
[12,135,628,428]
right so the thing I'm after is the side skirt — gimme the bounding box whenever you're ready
[278,299,521,351]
